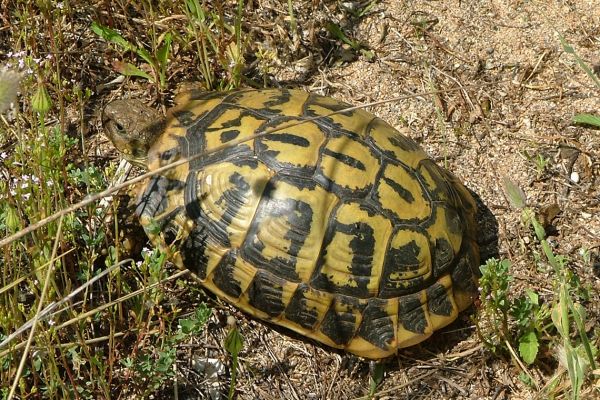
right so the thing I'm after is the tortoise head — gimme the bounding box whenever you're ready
[102,99,166,168]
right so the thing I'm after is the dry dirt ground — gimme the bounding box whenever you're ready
[188,1,600,399]
[2,0,600,399]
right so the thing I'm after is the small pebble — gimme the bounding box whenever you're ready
[570,171,580,183]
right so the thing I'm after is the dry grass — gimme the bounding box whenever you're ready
[0,0,599,399]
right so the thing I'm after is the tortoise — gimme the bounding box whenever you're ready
[102,88,480,359]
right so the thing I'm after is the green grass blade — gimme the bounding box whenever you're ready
[135,47,154,68]
[157,33,172,88]
[326,22,361,50]
[91,22,135,52]
[572,303,597,371]
[559,34,600,89]
[572,114,600,128]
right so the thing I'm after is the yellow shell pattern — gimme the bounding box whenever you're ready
[136,89,480,359]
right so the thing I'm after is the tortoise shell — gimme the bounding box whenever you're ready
[107,88,480,359]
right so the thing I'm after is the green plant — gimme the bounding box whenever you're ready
[478,177,599,399]
[559,35,600,129]
[224,319,244,400]
[120,304,211,396]
[478,258,550,369]
[183,0,247,90]
[91,22,172,90]
[325,22,374,60]
[368,362,385,399]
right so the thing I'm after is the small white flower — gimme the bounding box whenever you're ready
[0,152,7,159]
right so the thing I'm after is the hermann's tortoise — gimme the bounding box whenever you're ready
[102,88,480,359]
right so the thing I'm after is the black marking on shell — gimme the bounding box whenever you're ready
[445,206,464,235]
[450,243,479,294]
[136,176,185,219]
[382,174,415,203]
[379,238,427,298]
[224,89,294,117]
[220,129,240,142]
[426,282,453,316]
[313,139,376,199]
[242,178,314,282]
[388,133,422,152]
[311,209,375,298]
[180,223,209,280]
[284,284,320,330]
[321,147,366,171]
[246,270,286,318]
[277,173,318,191]
[300,95,363,141]
[398,293,427,334]
[357,299,394,350]
[262,88,293,109]
[363,117,423,159]
[262,132,311,147]
[172,110,197,127]
[184,173,201,220]
[211,250,243,298]
[313,173,372,201]
[195,143,254,171]
[229,156,260,169]
[420,160,457,203]
[319,297,363,346]
[159,147,180,164]
[198,171,253,248]
[432,238,454,276]
[254,117,322,177]
[181,104,254,170]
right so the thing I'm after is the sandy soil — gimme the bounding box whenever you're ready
[187,1,600,399]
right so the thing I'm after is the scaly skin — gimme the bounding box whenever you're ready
[102,99,165,168]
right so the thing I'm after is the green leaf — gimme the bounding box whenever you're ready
[519,330,539,364]
[326,22,362,50]
[224,326,243,357]
[501,176,526,209]
[573,113,600,128]
[135,47,154,67]
[368,362,385,397]
[157,33,172,88]
[91,22,135,52]
[113,62,153,81]
[157,33,172,67]
[525,289,539,305]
